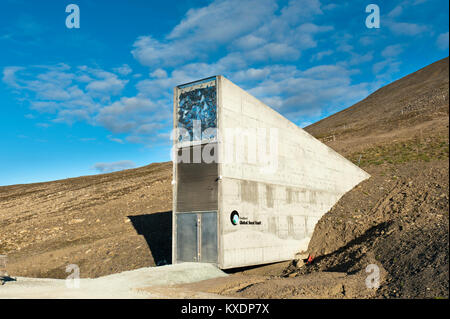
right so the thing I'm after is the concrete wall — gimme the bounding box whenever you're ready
[171,75,370,269]
[217,76,370,268]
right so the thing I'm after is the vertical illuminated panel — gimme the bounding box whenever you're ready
[177,77,217,143]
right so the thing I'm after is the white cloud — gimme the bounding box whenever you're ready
[131,36,188,67]
[1,63,141,130]
[246,42,300,61]
[233,68,271,82]
[388,22,429,36]
[373,59,390,74]
[36,122,50,128]
[131,0,331,68]
[436,32,449,50]
[311,50,333,61]
[129,0,345,126]
[387,5,403,18]
[167,0,276,42]
[150,68,168,79]
[53,109,91,124]
[136,62,228,98]
[86,77,126,95]
[30,101,60,113]
[279,0,322,24]
[346,52,374,66]
[85,69,128,97]
[113,64,133,75]
[96,96,167,134]
[136,123,164,135]
[381,44,404,58]
[337,43,353,53]
[359,36,375,46]
[92,160,136,173]
[2,66,24,88]
[233,34,266,50]
[127,0,368,126]
[5,0,415,148]
[107,135,124,144]
[243,64,369,121]
[373,58,402,82]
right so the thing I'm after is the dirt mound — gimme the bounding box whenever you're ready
[178,271,377,299]
[0,162,172,278]
[283,161,448,298]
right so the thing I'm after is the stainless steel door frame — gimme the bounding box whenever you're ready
[175,211,218,264]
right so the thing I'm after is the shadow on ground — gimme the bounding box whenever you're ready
[128,211,172,266]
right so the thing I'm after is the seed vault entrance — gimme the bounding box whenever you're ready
[172,75,370,269]
[172,76,220,266]
[175,211,218,263]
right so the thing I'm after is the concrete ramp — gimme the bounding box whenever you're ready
[0,263,227,299]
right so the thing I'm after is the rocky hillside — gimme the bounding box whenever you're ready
[0,162,172,278]
[305,57,449,158]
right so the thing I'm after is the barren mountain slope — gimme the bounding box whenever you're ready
[305,57,449,158]
[0,162,172,278]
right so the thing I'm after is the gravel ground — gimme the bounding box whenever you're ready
[0,263,227,299]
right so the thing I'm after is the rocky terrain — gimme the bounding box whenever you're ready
[283,160,449,298]
[0,57,448,298]
[0,162,172,278]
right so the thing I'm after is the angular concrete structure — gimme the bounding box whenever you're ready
[172,76,370,269]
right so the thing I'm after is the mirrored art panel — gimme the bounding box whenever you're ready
[177,77,217,143]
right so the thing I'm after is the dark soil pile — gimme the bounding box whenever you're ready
[283,160,449,298]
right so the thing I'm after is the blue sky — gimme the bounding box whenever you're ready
[0,0,448,186]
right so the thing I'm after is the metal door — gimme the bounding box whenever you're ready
[176,211,218,264]
[200,212,218,263]
[176,213,198,262]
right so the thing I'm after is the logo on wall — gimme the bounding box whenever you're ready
[230,211,239,226]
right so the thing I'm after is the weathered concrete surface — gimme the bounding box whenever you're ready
[172,75,370,269]
[217,76,370,268]
[0,263,227,299]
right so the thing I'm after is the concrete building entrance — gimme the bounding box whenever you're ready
[175,211,218,264]
[172,75,370,269]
